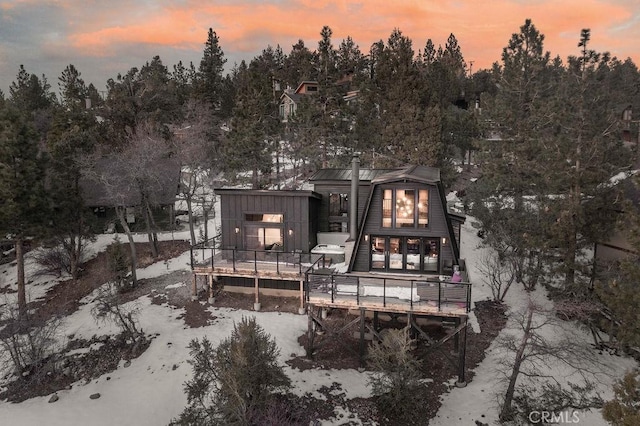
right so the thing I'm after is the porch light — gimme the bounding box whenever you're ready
[235,227,240,234]
[441,237,447,245]
[288,229,293,236]
[364,234,369,242]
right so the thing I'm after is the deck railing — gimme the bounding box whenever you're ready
[190,243,327,276]
[305,272,471,313]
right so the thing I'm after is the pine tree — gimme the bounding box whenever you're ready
[197,28,227,111]
[0,105,49,317]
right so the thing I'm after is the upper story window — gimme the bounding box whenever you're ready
[245,213,283,223]
[328,193,349,232]
[382,188,428,228]
[329,193,348,216]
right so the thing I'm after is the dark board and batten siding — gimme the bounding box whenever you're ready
[218,190,320,253]
[352,183,456,273]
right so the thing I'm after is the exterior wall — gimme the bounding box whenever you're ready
[596,230,637,263]
[352,182,456,274]
[219,192,317,253]
[280,96,296,122]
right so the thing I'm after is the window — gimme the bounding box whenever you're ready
[382,189,393,227]
[395,189,415,228]
[328,193,349,232]
[245,213,283,223]
[418,189,428,227]
[382,188,429,228]
[329,193,348,216]
[245,227,283,251]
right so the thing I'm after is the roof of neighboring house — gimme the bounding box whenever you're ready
[81,157,181,207]
[295,81,318,94]
[280,92,303,103]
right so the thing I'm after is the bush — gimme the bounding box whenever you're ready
[367,327,424,425]
[172,316,291,425]
[0,304,63,377]
[602,369,640,426]
[106,237,132,291]
[91,282,143,343]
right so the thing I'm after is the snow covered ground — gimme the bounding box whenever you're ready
[0,215,636,425]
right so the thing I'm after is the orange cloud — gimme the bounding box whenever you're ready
[64,0,640,69]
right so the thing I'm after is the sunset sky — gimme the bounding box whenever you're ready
[1,0,639,96]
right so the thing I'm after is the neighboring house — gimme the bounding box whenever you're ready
[594,177,639,264]
[80,157,181,232]
[279,81,319,122]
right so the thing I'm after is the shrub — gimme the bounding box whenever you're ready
[602,369,640,426]
[367,327,424,425]
[172,316,291,425]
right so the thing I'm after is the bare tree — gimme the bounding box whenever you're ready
[91,282,143,343]
[498,297,608,422]
[477,249,516,302]
[82,125,177,286]
[173,100,219,245]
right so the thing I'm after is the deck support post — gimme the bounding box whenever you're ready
[208,274,215,304]
[306,306,315,358]
[359,308,366,369]
[373,311,379,333]
[456,318,468,387]
[253,277,261,311]
[191,274,198,301]
[298,279,305,314]
[453,317,460,352]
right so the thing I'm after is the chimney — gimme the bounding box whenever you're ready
[349,152,360,241]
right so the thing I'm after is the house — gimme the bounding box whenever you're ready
[191,156,471,384]
[194,155,466,294]
[80,156,181,232]
[594,176,640,265]
[279,81,319,122]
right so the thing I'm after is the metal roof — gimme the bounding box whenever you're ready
[215,188,322,199]
[308,168,394,182]
[371,165,440,184]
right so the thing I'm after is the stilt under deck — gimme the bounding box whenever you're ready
[190,245,326,310]
[304,271,471,386]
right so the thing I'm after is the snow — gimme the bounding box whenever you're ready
[0,211,637,425]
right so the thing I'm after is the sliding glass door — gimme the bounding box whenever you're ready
[370,236,440,273]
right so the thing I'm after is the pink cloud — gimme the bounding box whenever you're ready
[64,0,640,69]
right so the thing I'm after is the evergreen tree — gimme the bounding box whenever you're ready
[46,103,100,280]
[0,105,49,317]
[602,369,640,426]
[58,64,87,111]
[173,316,291,425]
[223,59,279,188]
[196,28,227,112]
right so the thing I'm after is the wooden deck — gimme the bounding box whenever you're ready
[306,272,470,318]
[191,247,325,281]
[190,246,471,319]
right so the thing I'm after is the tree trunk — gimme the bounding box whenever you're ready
[186,195,197,246]
[115,206,138,287]
[145,202,159,256]
[68,235,78,281]
[500,305,534,421]
[15,236,27,319]
[141,196,158,259]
